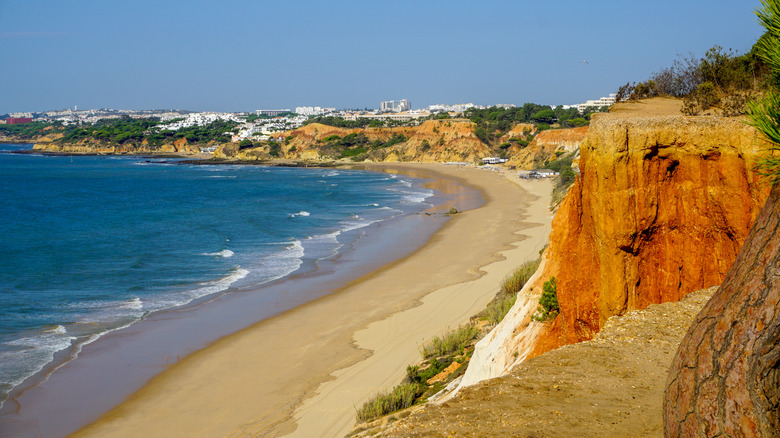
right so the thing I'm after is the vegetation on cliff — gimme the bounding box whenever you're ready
[314,132,410,160]
[465,105,599,146]
[617,41,770,115]
[0,120,56,139]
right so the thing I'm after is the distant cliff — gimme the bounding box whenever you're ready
[215,120,494,163]
[460,110,772,387]
[507,126,588,169]
[32,134,205,155]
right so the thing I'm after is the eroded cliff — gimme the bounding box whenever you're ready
[215,120,493,163]
[507,126,588,169]
[461,110,772,388]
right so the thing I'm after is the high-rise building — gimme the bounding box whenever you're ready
[380,99,411,112]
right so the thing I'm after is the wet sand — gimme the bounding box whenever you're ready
[70,163,553,438]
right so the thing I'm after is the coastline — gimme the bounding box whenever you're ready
[0,160,459,436]
[62,163,552,438]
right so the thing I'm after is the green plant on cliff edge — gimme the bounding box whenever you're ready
[533,277,560,322]
[749,0,780,184]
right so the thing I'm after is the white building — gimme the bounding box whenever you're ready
[380,99,411,112]
[343,110,429,122]
[294,106,335,116]
[576,94,616,113]
[255,109,292,117]
[482,157,508,164]
[428,103,482,113]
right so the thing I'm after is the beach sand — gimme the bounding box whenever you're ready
[70,163,553,438]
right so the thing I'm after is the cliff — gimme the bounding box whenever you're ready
[507,126,588,169]
[33,135,204,155]
[214,120,494,163]
[459,107,772,389]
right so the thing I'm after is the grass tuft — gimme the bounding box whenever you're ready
[419,325,480,359]
[484,293,518,325]
[355,382,426,422]
[500,258,541,295]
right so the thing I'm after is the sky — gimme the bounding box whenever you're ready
[0,0,767,113]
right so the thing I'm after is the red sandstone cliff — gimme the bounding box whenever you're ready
[533,114,771,352]
[460,107,772,387]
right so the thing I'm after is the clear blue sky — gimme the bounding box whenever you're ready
[0,0,765,113]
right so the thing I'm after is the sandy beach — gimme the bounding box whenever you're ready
[70,163,553,438]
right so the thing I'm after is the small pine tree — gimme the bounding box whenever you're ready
[533,277,560,322]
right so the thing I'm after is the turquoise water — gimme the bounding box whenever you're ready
[0,144,436,408]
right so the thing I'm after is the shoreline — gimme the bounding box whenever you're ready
[0,161,475,437]
[65,163,552,438]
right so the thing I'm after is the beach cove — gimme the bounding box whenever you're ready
[9,163,552,437]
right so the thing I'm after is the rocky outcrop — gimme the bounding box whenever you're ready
[507,126,588,169]
[664,184,780,437]
[460,112,772,388]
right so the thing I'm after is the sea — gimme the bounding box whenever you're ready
[0,143,446,416]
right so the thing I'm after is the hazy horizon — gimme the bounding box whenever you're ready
[0,0,765,114]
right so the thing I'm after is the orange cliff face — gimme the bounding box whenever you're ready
[533,114,771,353]
[457,109,774,391]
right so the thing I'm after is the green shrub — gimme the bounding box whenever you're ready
[339,146,367,158]
[419,325,480,359]
[406,357,453,384]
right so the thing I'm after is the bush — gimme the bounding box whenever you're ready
[406,357,453,384]
[419,325,480,359]
[681,81,721,115]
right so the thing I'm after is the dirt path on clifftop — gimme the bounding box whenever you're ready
[368,287,715,438]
